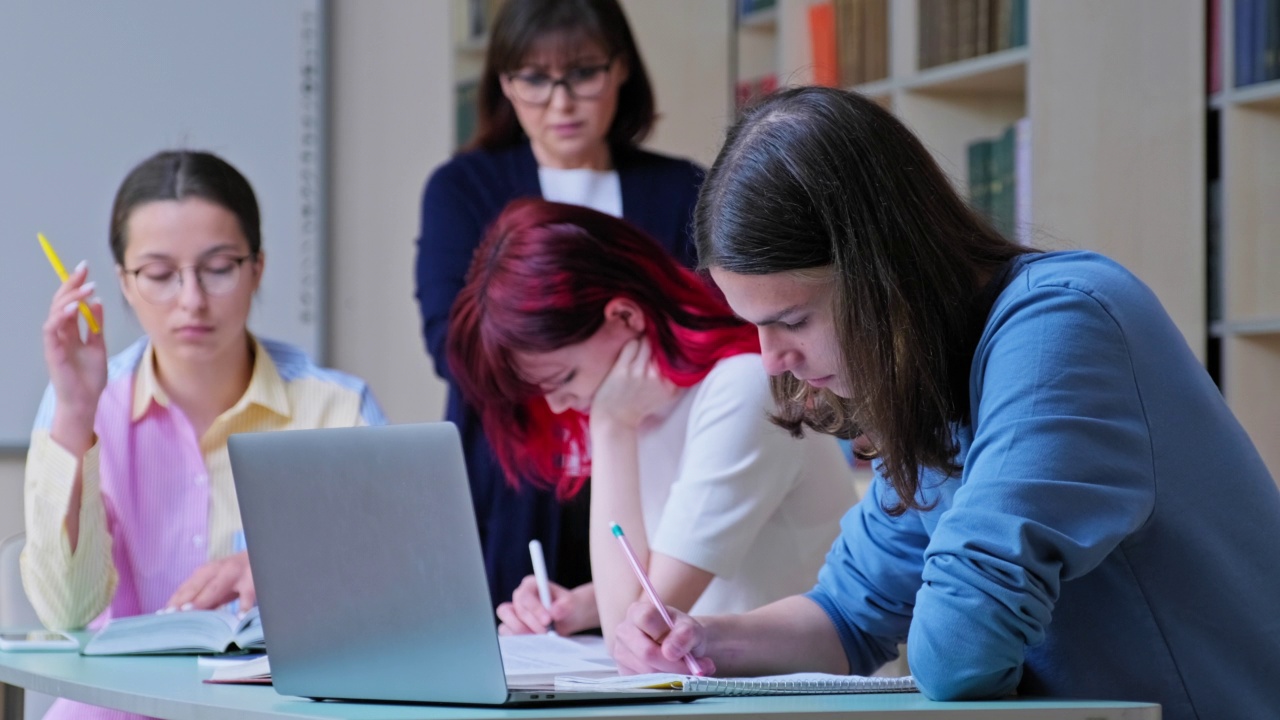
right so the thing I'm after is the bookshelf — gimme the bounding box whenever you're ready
[735,1,782,111]
[740,0,1239,469]
[742,0,1205,343]
[744,3,1208,344]
[1212,0,1280,477]
[450,0,495,150]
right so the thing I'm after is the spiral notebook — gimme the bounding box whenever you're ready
[555,672,916,696]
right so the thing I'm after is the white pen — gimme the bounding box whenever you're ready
[528,539,558,636]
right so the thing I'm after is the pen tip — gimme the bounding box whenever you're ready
[610,523,623,537]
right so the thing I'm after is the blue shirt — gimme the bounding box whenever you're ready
[808,251,1280,719]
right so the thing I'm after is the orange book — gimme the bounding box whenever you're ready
[809,2,839,87]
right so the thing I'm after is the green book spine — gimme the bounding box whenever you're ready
[995,124,1017,238]
[967,139,992,220]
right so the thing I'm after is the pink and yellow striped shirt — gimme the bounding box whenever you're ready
[20,335,384,720]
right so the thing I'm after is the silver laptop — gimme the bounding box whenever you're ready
[228,422,706,707]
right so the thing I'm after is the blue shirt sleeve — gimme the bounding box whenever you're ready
[810,282,1158,700]
[806,469,929,675]
[909,283,1157,700]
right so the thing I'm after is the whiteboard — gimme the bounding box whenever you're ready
[0,0,325,448]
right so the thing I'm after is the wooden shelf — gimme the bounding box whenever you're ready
[1231,79,1280,109]
[1213,0,1280,479]
[1228,319,1280,336]
[738,7,778,31]
[852,77,894,106]
[1223,103,1280,321]
[900,47,1028,95]
[1223,334,1280,475]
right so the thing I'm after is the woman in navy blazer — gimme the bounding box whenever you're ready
[415,0,704,611]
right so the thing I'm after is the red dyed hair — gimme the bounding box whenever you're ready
[447,198,760,499]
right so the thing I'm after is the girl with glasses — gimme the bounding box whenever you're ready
[448,199,854,641]
[23,150,385,720]
[415,0,706,611]
[611,86,1280,719]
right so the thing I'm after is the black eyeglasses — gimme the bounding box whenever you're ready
[505,60,615,105]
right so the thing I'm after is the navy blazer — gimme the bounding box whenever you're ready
[415,140,704,608]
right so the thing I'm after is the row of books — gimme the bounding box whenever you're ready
[1233,0,1280,87]
[919,0,1027,71]
[966,118,1031,246]
[738,0,778,23]
[808,1,889,89]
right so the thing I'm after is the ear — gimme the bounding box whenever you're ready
[603,297,645,333]
[247,251,266,294]
[117,265,136,308]
[613,56,631,85]
[498,73,518,105]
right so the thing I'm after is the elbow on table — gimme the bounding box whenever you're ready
[909,651,1021,701]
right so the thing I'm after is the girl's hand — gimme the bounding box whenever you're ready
[497,578,599,636]
[42,262,106,455]
[589,338,679,430]
[611,600,716,676]
[166,551,256,612]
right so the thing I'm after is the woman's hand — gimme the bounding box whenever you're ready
[589,338,680,431]
[611,600,716,676]
[165,551,256,612]
[42,262,106,456]
[497,578,599,636]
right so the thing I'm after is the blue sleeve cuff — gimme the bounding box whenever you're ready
[804,586,864,671]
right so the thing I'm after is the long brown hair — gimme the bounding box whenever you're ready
[696,87,1034,515]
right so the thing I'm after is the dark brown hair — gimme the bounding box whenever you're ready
[109,150,260,264]
[696,86,1034,515]
[467,0,656,151]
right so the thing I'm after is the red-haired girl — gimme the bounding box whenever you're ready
[447,198,854,644]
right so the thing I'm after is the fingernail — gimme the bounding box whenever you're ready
[157,606,174,614]
[74,260,87,273]
[64,301,79,315]
[81,281,96,293]
[180,602,194,611]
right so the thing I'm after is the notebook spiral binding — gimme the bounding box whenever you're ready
[684,674,916,696]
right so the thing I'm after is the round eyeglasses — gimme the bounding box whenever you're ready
[505,60,615,105]
[122,254,255,304]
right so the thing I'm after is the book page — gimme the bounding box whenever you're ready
[82,610,242,655]
[499,634,617,687]
[203,654,272,684]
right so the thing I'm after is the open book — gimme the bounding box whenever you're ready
[82,607,264,656]
[204,653,273,684]
[202,633,617,686]
[555,672,917,696]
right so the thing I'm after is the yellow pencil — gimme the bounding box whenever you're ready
[37,232,101,334]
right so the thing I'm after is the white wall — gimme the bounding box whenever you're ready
[621,0,733,167]
[326,0,452,424]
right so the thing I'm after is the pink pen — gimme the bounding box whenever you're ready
[610,522,707,676]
